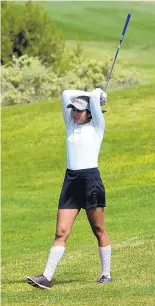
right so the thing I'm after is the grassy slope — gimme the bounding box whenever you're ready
[41,1,155,83]
[15,1,155,43]
[15,1,155,82]
[2,84,155,305]
[41,1,155,44]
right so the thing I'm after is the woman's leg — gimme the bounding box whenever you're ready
[86,207,112,281]
[86,207,111,247]
[53,208,79,247]
[43,209,79,281]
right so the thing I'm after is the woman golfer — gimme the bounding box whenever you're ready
[26,88,112,289]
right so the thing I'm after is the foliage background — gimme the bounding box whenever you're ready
[1,1,147,106]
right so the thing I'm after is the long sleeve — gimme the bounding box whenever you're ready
[89,89,105,136]
[61,89,91,125]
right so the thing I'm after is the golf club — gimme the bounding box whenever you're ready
[102,13,131,113]
[104,13,132,92]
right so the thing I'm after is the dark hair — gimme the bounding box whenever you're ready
[87,109,92,119]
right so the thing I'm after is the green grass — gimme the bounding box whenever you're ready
[41,1,155,83]
[41,1,155,44]
[2,84,155,305]
[15,1,155,44]
[15,1,155,83]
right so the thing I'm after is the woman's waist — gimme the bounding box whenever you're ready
[66,167,100,178]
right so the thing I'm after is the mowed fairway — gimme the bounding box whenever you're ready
[42,1,155,43]
[2,85,155,305]
[41,1,155,84]
[2,1,155,306]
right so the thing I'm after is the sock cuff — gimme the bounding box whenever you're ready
[99,245,111,251]
[50,246,65,251]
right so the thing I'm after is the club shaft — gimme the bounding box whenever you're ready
[104,14,131,92]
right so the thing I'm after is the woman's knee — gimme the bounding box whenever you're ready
[55,227,71,241]
[93,225,106,239]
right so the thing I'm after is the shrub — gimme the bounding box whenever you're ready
[1,54,140,106]
[1,55,58,105]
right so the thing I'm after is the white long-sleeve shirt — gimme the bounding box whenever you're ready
[62,89,105,170]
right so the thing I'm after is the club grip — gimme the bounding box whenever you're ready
[120,13,131,44]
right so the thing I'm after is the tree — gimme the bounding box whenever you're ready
[1,1,65,69]
[1,1,22,64]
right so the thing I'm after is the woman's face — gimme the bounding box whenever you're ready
[71,107,89,124]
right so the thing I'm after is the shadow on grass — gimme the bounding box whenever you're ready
[2,278,82,286]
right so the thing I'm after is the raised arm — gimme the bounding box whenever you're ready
[61,89,91,125]
[89,88,106,135]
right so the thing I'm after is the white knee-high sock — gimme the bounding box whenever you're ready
[43,246,65,281]
[98,245,111,278]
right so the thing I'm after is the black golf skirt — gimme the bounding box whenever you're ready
[59,168,106,210]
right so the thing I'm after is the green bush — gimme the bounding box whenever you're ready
[1,54,140,106]
[1,1,64,69]
[1,55,57,105]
